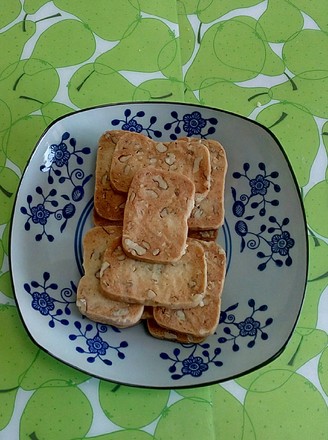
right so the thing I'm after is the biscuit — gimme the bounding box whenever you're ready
[153,241,226,337]
[147,319,206,343]
[122,167,195,263]
[109,131,211,203]
[188,228,219,242]
[187,138,227,230]
[100,237,207,309]
[94,130,127,221]
[93,209,122,227]
[76,226,144,327]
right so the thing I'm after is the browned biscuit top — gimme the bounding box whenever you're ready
[188,138,227,230]
[153,241,226,337]
[122,167,195,263]
[94,130,127,221]
[100,237,207,309]
[109,131,211,203]
[76,226,144,328]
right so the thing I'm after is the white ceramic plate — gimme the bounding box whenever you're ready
[10,102,307,388]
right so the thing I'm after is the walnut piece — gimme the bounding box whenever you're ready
[100,261,110,278]
[145,189,159,198]
[124,238,147,256]
[118,154,132,162]
[176,310,186,321]
[164,153,176,166]
[147,289,157,299]
[193,156,202,173]
[160,207,169,218]
[156,142,167,153]
[152,175,168,190]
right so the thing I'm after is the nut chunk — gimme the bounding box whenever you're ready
[123,167,195,263]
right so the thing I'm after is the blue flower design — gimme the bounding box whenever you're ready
[31,204,50,225]
[111,109,162,138]
[232,163,295,270]
[183,111,207,135]
[21,132,92,242]
[160,344,222,380]
[24,272,75,327]
[31,291,55,316]
[232,162,280,217]
[249,174,270,196]
[164,110,218,140]
[219,299,273,351]
[87,335,109,356]
[21,189,77,241]
[70,321,128,366]
[237,316,261,337]
[181,356,209,377]
[48,142,71,167]
[270,231,295,256]
[122,119,143,133]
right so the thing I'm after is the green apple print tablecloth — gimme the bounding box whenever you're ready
[1,0,328,439]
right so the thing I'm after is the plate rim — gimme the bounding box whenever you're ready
[8,101,309,388]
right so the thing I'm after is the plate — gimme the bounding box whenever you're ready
[10,102,308,388]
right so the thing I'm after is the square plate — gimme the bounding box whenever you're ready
[10,102,308,388]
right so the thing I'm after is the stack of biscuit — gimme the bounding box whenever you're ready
[77,130,227,342]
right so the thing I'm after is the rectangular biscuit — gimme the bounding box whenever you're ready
[109,131,211,203]
[153,241,226,337]
[94,130,127,221]
[122,167,195,263]
[100,237,207,309]
[187,138,227,230]
[76,226,144,327]
[147,319,206,343]
[188,228,219,242]
[93,209,123,227]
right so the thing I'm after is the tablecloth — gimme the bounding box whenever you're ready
[1,1,327,439]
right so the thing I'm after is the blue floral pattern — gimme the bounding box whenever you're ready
[48,142,71,167]
[111,109,162,138]
[69,321,128,365]
[250,174,270,196]
[218,299,273,350]
[271,230,295,256]
[232,162,295,270]
[234,215,295,270]
[40,132,92,196]
[110,108,219,140]
[31,203,50,225]
[24,272,75,328]
[164,110,218,140]
[21,188,76,241]
[181,356,209,377]
[160,343,222,380]
[21,132,92,242]
[232,162,280,218]
[31,291,55,316]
